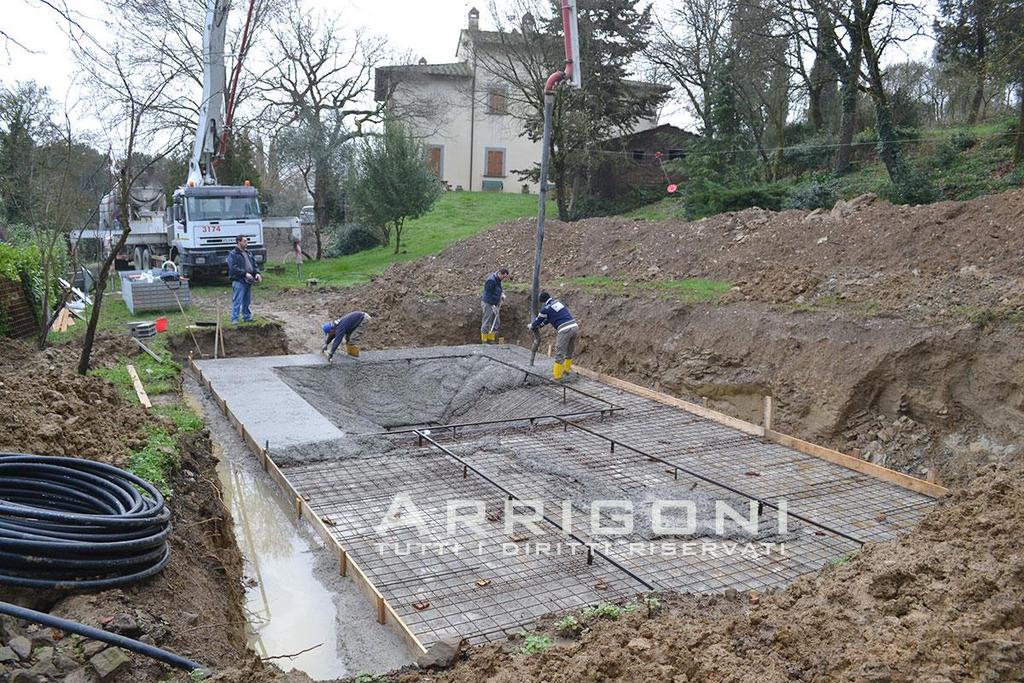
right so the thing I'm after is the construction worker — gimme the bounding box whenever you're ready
[527,292,578,380]
[480,267,509,343]
[322,311,372,361]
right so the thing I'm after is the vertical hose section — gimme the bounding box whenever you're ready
[0,453,206,673]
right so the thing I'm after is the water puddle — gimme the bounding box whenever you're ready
[215,443,350,679]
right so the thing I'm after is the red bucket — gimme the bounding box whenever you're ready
[155,317,168,333]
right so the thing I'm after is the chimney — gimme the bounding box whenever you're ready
[468,7,479,30]
[522,12,536,33]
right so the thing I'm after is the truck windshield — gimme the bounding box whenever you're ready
[186,195,260,221]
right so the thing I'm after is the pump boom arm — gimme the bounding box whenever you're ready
[188,0,230,187]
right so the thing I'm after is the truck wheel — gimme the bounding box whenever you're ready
[174,252,192,279]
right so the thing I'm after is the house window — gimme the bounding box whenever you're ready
[484,147,506,178]
[487,86,508,114]
[427,145,444,177]
[668,148,685,160]
[631,149,646,161]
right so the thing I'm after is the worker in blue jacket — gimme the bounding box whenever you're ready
[226,235,261,324]
[322,311,372,361]
[480,267,509,343]
[527,292,579,379]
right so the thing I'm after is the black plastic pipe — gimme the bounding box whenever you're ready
[0,454,172,589]
[0,600,205,674]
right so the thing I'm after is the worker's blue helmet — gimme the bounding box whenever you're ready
[322,322,332,335]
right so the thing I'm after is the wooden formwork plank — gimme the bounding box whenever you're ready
[765,430,947,498]
[574,365,764,437]
[576,364,947,499]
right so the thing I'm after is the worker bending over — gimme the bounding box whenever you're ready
[322,311,372,361]
[527,292,578,379]
[480,267,509,343]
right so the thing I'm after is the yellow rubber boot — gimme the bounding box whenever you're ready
[488,332,498,344]
[480,332,488,343]
[564,358,572,374]
[346,344,360,357]
[553,361,564,380]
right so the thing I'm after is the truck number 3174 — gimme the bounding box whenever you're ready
[201,225,221,233]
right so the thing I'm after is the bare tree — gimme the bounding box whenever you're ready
[257,0,389,259]
[99,0,278,145]
[647,0,733,137]
[72,33,181,374]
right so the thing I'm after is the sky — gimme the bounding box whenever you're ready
[2,0,937,136]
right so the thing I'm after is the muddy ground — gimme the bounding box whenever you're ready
[217,189,1024,488]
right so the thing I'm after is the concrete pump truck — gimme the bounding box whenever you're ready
[100,0,266,278]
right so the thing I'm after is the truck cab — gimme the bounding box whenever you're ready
[169,185,267,277]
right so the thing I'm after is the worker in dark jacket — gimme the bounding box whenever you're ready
[480,267,509,343]
[527,292,579,379]
[226,235,261,324]
[322,311,372,361]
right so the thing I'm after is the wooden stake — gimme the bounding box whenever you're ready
[126,364,152,409]
[132,337,162,362]
[762,395,774,434]
[339,550,348,577]
[376,596,386,624]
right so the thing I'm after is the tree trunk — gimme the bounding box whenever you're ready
[313,167,327,260]
[1015,85,1024,165]
[79,169,131,375]
[862,32,905,182]
[37,258,51,350]
[968,66,985,125]
[834,50,861,174]
[393,220,402,254]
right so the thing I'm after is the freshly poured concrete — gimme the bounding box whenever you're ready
[194,344,937,650]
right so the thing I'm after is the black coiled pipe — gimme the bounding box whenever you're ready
[0,453,172,589]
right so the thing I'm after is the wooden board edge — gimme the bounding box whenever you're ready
[125,364,152,409]
[574,365,764,437]
[765,429,948,498]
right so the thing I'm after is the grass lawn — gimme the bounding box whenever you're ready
[512,274,737,301]
[263,192,550,288]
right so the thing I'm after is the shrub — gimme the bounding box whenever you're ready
[950,130,978,151]
[582,602,624,621]
[883,166,939,205]
[684,179,791,218]
[555,615,582,637]
[933,142,961,169]
[1006,163,1024,187]
[324,223,385,258]
[785,176,840,210]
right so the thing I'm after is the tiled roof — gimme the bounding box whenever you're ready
[376,62,473,78]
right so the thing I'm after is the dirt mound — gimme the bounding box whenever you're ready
[0,364,150,464]
[401,466,1024,683]
[311,189,1024,486]
[354,189,1024,321]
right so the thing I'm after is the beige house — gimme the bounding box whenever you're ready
[374,8,661,194]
